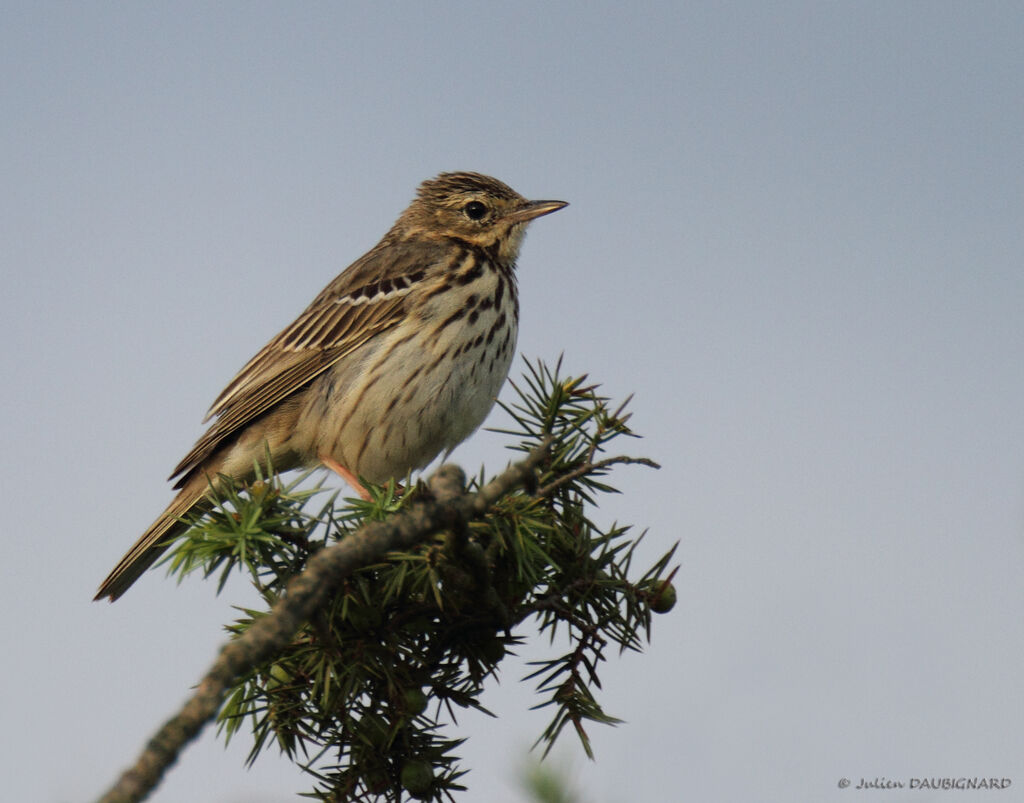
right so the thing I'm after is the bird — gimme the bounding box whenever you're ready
[95,172,567,601]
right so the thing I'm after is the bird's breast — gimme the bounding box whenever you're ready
[301,262,518,483]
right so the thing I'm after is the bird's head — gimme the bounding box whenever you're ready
[402,172,567,264]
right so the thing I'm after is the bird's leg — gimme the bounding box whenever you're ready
[319,455,372,501]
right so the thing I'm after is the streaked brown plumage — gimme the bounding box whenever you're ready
[95,172,567,601]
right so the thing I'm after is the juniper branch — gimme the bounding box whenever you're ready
[534,455,660,498]
[96,441,550,803]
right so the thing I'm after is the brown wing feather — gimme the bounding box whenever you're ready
[169,235,450,482]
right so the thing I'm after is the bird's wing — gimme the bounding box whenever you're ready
[170,237,446,482]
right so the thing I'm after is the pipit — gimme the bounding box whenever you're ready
[95,172,567,601]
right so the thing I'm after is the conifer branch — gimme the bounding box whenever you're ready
[96,446,550,803]
[95,359,675,803]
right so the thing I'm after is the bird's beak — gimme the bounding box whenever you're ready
[506,199,569,223]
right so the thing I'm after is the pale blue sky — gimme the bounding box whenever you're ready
[3,3,1023,802]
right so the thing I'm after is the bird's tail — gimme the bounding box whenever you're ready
[94,475,212,601]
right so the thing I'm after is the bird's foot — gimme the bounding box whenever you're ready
[319,455,372,501]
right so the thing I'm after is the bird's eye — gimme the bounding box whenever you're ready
[463,201,488,220]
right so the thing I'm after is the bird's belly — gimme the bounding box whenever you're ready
[301,302,517,484]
